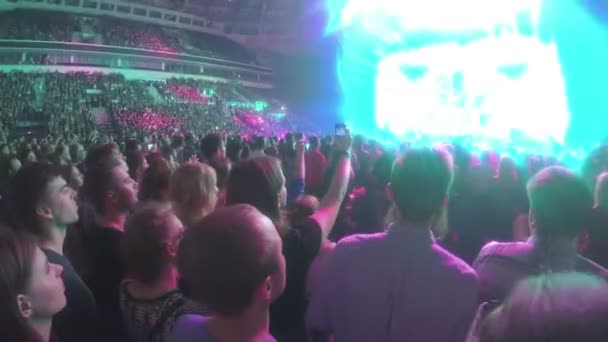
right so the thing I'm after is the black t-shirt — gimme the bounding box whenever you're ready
[44,249,97,342]
[270,217,322,342]
[83,225,125,340]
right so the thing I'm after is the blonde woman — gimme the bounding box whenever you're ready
[170,162,218,228]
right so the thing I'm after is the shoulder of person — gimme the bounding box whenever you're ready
[338,231,387,246]
[476,240,530,260]
[167,314,208,341]
[332,231,388,258]
[433,244,479,282]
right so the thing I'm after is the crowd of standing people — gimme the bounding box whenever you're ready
[0,4,608,341]
[2,109,608,342]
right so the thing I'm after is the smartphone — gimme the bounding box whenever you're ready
[335,123,347,136]
[147,144,154,150]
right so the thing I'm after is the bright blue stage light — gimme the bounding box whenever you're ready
[331,0,578,153]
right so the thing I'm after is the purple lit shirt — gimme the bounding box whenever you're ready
[167,315,276,342]
[473,236,608,302]
[307,223,479,342]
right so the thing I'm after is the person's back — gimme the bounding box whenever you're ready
[473,238,608,302]
[309,226,477,342]
[479,272,608,342]
[308,147,478,342]
[170,315,277,342]
[473,166,608,302]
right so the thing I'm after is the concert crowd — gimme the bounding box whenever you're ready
[1,73,608,341]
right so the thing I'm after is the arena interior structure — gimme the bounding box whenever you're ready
[0,0,306,138]
[1,0,608,163]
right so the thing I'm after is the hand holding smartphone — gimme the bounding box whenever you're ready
[333,123,352,153]
[335,123,347,137]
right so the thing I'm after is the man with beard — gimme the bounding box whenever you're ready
[82,152,138,341]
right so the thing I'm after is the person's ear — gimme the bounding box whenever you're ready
[259,276,272,302]
[16,294,32,318]
[35,205,53,221]
[165,241,178,260]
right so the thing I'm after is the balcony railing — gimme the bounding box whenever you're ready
[0,40,274,87]
[0,0,293,43]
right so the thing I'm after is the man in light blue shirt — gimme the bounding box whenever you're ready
[307,147,478,342]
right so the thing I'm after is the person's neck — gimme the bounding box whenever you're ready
[127,266,179,300]
[208,306,271,342]
[95,209,127,232]
[531,235,578,255]
[176,206,211,226]
[392,215,431,231]
[39,224,67,255]
[530,234,579,269]
[30,318,52,342]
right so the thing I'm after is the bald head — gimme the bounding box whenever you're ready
[178,204,284,317]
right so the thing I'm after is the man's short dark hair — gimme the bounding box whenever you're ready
[83,156,123,214]
[178,204,279,317]
[527,166,592,238]
[139,160,171,202]
[84,143,119,172]
[200,133,223,161]
[391,147,453,223]
[4,163,62,240]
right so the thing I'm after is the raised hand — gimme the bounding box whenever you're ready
[334,129,352,153]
